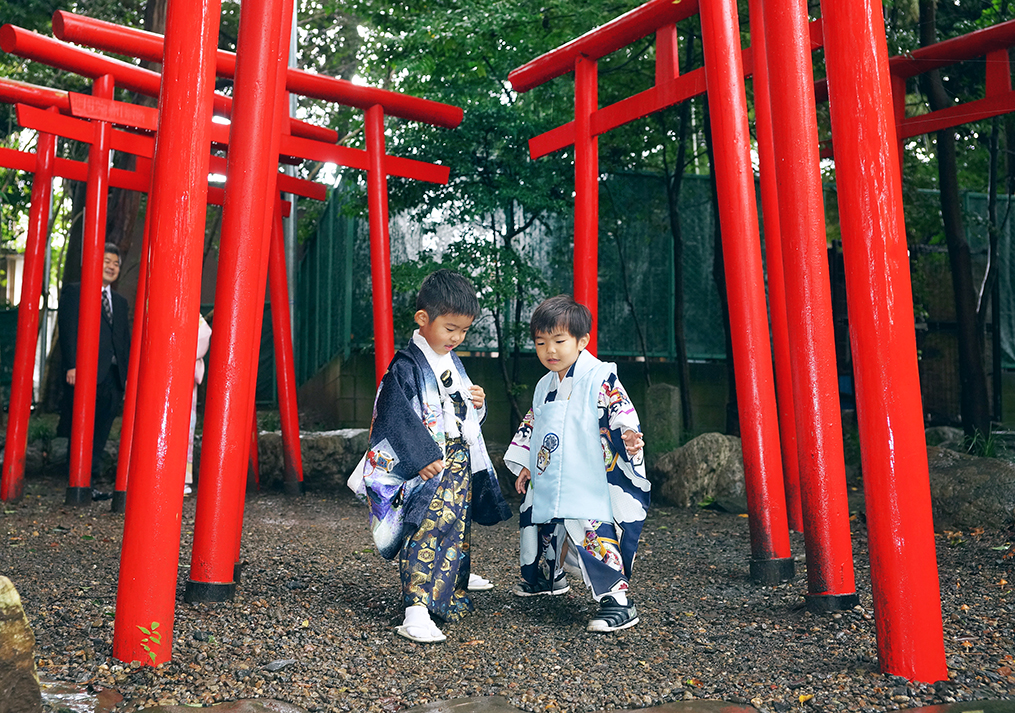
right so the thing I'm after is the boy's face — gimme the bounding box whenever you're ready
[414,311,475,355]
[534,328,590,375]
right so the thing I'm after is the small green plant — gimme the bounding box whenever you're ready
[137,621,161,665]
[27,418,55,447]
[964,428,1000,458]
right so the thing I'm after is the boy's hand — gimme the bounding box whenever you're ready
[419,459,444,480]
[622,429,644,455]
[515,467,531,494]
[469,384,486,409]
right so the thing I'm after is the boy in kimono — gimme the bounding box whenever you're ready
[504,295,650,632]
[349,269,511,643]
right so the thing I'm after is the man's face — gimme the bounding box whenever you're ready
[102,252,121,286]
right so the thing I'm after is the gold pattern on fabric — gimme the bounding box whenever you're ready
[398,436,474,622]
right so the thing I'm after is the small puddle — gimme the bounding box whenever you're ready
[39,679,123,713]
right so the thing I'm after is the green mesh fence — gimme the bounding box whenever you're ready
[295,177,1015,386]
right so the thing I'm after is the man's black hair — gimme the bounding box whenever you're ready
[416,268,480,319]
[104,243,121,262]
[530,294,592,340]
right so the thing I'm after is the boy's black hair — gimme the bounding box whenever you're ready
[530,294,592,340]
[104,243,121,262]
[416,268,480,319]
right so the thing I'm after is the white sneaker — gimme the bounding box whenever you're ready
[468,573,493,591]
[183,484,193,496]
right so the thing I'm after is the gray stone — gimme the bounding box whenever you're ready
[643,383,683,454]
[246,429,369,492]
[137,700,307,713]
[0,576,42,713]
[927,445,1015,530]
[925,426,964,449]
[647,433,747,513]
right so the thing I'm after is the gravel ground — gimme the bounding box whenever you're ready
[2,473,1014,713]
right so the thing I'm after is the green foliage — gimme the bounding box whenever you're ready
[136,621,162,665]
[964,428,1005,459]
[390,235,550,351]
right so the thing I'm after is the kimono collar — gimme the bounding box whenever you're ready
[564,349,598,383]
[412,329,455,381]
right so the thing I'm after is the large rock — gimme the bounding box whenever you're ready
[254,429,369,492]
[927,446,1015,530]
[925,426,964,450]
[0,576,42,713]
[648,433,747,513]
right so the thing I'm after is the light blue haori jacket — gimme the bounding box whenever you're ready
[529,349,615,524]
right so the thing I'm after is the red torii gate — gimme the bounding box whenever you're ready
[49,9,462,610]
[51,9,462,385]
[509,0,946,684]
[1,0,462,666]
[0,26,329,507]
[509,0,806,594]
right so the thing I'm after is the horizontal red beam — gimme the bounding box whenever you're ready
[891,18,1015,79]
[815,20,1015,102]
[0,24,337,143]
[0,145,293,215]
[509,0,700,93]
[898,90,1015,140]
[18,102,154,156]
[67,93,449,186]
[16,102,326,202]
[280,134,450,184]
[0,77,70,111]
[0,145,150,191]
[524,13,821,159]
[52,11,463,129]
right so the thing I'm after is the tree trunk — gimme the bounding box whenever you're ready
[661,25,696,433]
[703,104,739,436]
[918,0,991,442]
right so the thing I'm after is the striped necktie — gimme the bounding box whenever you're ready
[102,289,114,326]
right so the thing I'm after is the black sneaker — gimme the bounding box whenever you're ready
[587,595,638,632]
[511,572,570,597]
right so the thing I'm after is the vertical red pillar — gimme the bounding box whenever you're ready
[269,204,304,496]
[760,0,857,609]
[366,104,394,383]
[112,0,220,666]
[112,210,152,513]
[232,7,295,576]
[1,121,56,503]
[747,0,803,533]
[66,73,114,506]
[186,0,287,603]
[574,56,599,354]
[820,0,947,683]
[699,0,792,583]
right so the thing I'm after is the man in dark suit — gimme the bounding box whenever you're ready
[58,243,131,483]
